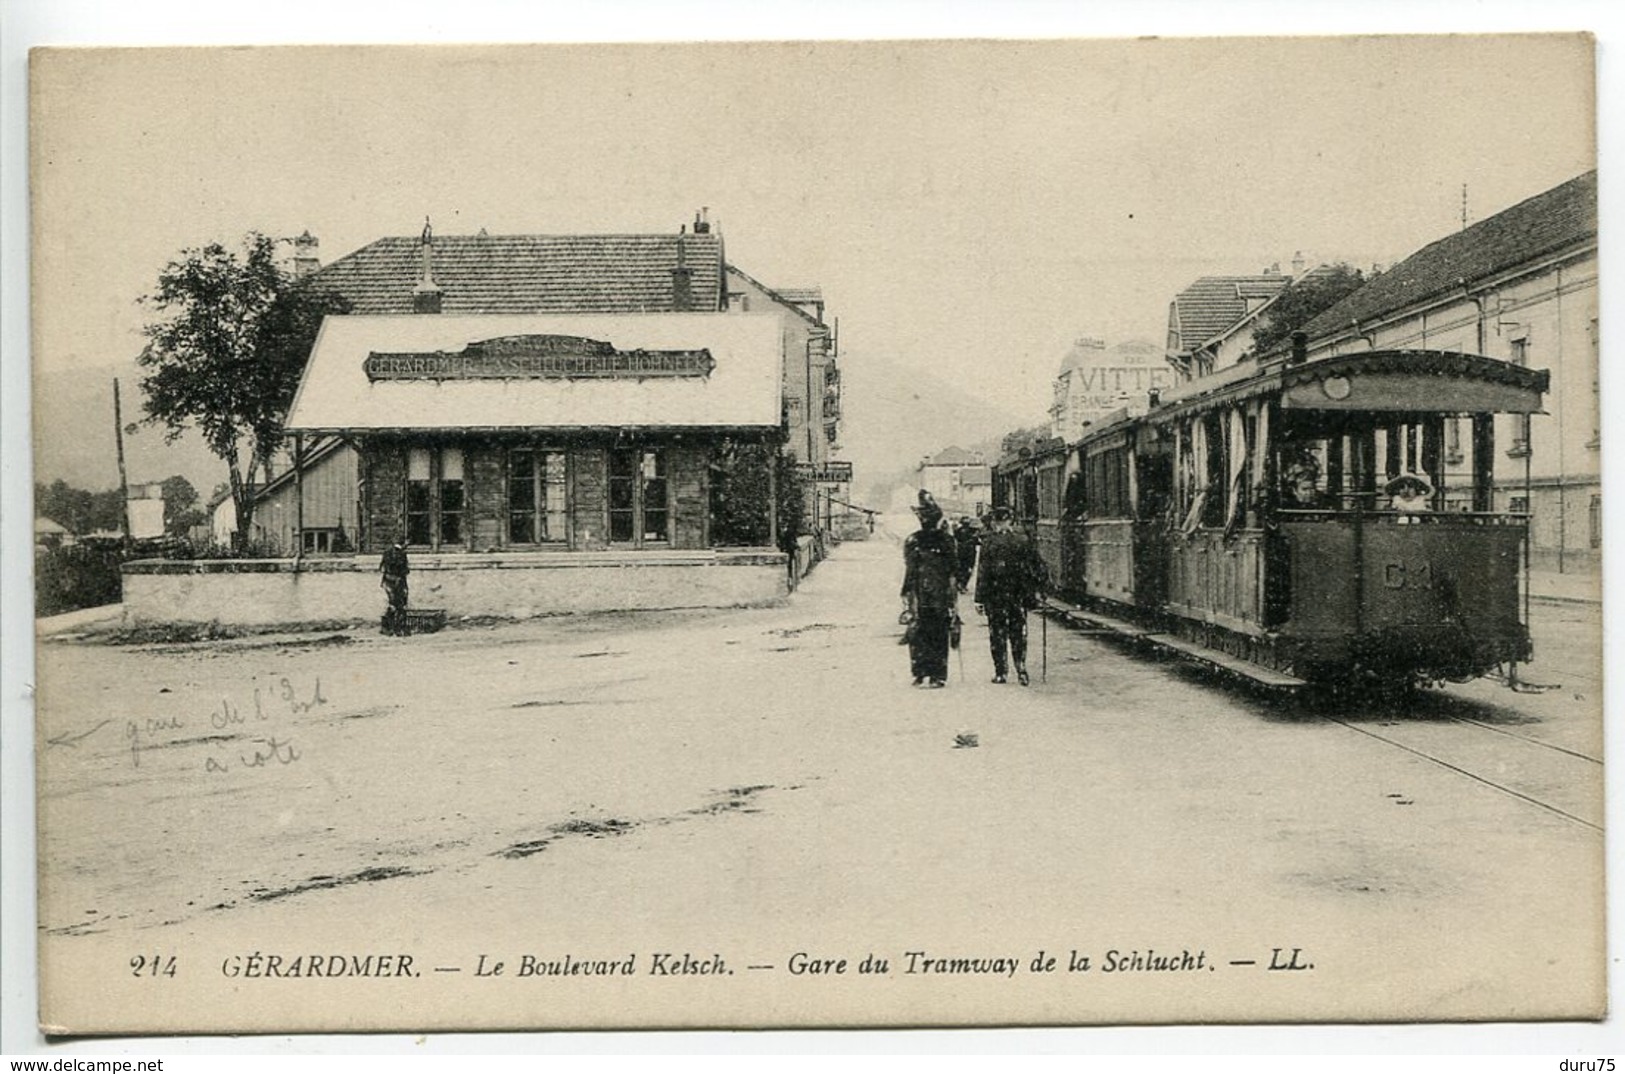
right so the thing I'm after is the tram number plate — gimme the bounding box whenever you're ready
[1382,561,1433,590]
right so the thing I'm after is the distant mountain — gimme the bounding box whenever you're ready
[31,361,226,498]
[834,349,1035,509]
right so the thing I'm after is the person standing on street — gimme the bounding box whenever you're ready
[974,506,1046,685]
[953,515,979,593]
[900,490,959,688]
[380,539,410,635]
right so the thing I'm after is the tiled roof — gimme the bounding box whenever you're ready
[1168,275,1290,353]
[774,287,824,305]
[1299,171,1598,346]
[309,233,726,315]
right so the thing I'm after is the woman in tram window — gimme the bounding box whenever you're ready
[1280,452,1332,510]
[1385,473,1434,516]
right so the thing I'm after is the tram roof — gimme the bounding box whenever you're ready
[1145,349,1549,423]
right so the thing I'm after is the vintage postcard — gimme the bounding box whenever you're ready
[28,35,1602,1035]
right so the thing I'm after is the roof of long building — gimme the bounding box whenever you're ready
[1168,274,1291,353]
[1299,170,1598,346]
[309,232,727,315]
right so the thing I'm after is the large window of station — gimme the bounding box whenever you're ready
[609,447,670,545]
[405,445,465,548]
[508,448,569,545]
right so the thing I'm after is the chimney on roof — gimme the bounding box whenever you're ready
[1291,251,1306,277]
[292,230,320,279]
[671,233,694,312]
[414,217,443,314]
[693,207,711,234]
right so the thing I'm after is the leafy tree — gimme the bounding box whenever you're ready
[137,233,348,547]
[35,479,124,535]
[709,441,808,551]
[158,474,206,535]
[1249,262,1367,357]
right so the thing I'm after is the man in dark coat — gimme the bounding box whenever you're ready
[900,490,959,688]
[953,516,979,593]
[974,506,1046,685]
[380,540,410,635]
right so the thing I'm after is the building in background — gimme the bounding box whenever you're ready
[125,483,165,540]
[1050,337,1168,441]
[915,446,991,519]
[1165,267,1294,380]
[1293,171,1598,574]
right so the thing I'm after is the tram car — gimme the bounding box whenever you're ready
[994,344,1549,687]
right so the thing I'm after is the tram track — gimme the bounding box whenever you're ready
[1318,710,1603,833]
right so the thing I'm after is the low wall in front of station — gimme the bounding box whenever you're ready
[121,549,790,628]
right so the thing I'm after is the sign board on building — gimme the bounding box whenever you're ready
[365,335,716,381]
[793,461,854,484]
[1053,339,1171,437]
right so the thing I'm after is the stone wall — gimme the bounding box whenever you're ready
[122,550,789,627]
[669,442,709,549]
[571,447,609,550]
[363,440,406,552]
[466,440,505,552]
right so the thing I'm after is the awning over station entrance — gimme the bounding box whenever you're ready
[285,312,785,434]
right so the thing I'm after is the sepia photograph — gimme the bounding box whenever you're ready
[7,8,1613,1051]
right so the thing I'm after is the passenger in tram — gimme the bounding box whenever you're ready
[1385,473,1434,516]
[1280,455,1333,510]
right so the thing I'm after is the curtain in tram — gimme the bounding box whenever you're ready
[1181,417,1209,535]
[1252,401,1270,496]
[1224,405,1249,532]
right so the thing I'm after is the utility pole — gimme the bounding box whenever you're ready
[113,378,132,544]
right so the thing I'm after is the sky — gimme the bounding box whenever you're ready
[27,34,1597,431]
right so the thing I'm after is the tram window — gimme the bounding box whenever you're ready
[1038,466,1062,520]
[1084,448,1132,519]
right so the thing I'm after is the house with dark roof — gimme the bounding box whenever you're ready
[1165,270,1293,379]
[916,446,991,517]
[123,216,842,627]
[1295,170,1598,572]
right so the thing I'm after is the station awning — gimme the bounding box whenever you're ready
[285,313,785,434]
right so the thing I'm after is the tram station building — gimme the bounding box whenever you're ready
[122,219,841,626]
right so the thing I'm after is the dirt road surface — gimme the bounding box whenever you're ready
[33,519,1604,1032]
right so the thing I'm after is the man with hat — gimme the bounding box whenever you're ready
[900,490,959,688]
[380,539,410,635]
[974,506,1047,685]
